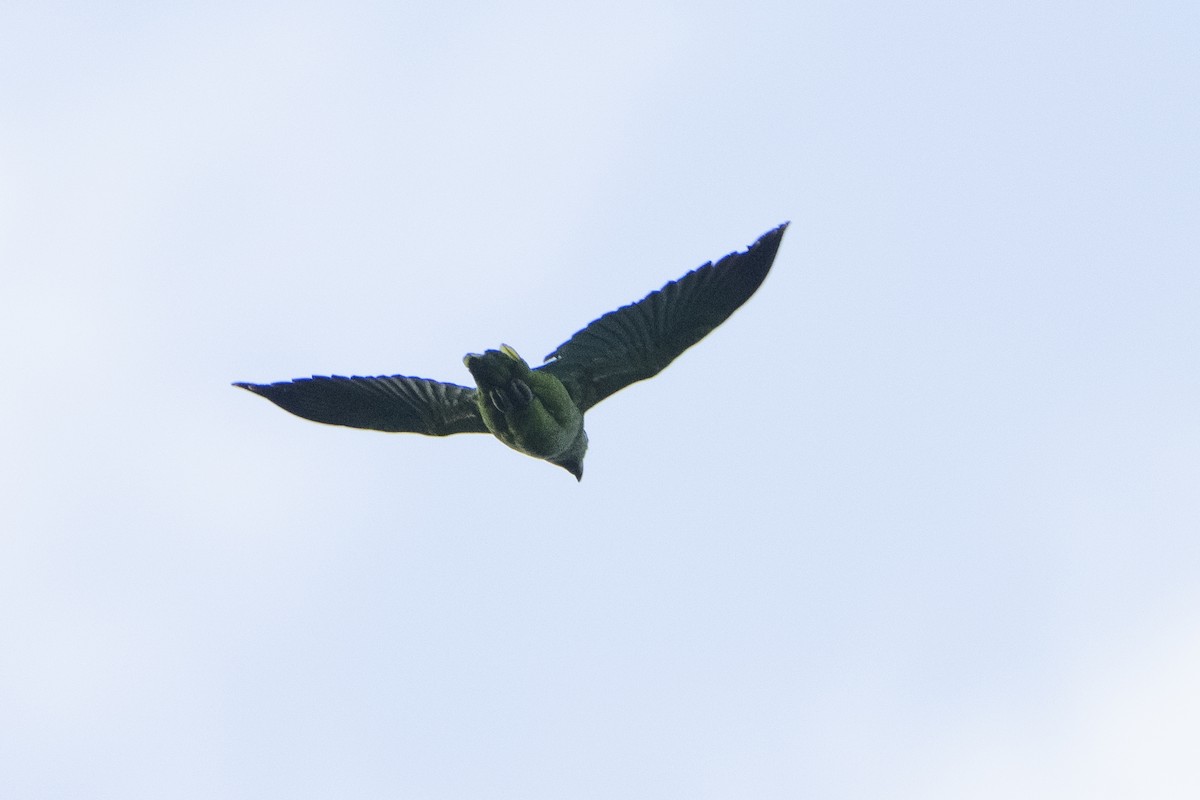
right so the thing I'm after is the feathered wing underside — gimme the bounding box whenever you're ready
[539,223,788,411]
[233,375,489,435]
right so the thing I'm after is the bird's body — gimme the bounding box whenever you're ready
[463,345,587,478]
[235,223,788,480]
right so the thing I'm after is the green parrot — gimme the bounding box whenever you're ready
[234,223,788,480]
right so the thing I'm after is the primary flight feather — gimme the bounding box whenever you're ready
[234,223,788,480]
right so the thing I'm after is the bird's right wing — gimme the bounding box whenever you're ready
[539,223,787,412]
[233,375,489,436]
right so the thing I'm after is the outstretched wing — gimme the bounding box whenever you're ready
[233,375,489,435]
[539,223,788,412]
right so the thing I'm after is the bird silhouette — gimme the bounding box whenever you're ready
[234,223,788,480]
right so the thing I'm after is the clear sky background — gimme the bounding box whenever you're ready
[2,2,1197,797]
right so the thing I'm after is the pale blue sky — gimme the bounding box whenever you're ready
[2,2,1197,797]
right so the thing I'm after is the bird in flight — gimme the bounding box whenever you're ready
[234,223,788,480]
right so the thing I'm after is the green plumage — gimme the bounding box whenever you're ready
[463,345,587,479]
[235,223,788,480]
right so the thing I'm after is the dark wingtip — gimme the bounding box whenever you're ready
[752,222,789,258]
[232,382,269,397]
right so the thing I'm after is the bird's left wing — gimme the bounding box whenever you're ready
[233,375,489,435]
